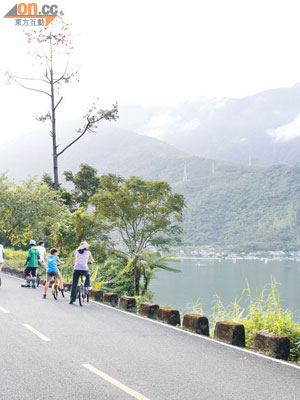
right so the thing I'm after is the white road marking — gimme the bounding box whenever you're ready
[0,306,9,313]
[89,299,300,372]
[83,363,150,400]
[3,272,300,372]
[23,324,51,342]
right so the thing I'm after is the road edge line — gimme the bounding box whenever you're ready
[88,299,300,371]
[3,272,300,371]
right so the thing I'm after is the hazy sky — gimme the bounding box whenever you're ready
[1,0,300,144]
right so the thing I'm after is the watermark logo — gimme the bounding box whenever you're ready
[3,3,59,27]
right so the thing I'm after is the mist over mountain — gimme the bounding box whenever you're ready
[118,83,300,165]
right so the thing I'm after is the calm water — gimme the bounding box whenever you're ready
[149,258,300,316]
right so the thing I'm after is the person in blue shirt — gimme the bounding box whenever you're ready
[43,248,65,299]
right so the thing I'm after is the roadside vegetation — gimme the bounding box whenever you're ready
[3,169,300,362]
[0,165,185,299]
[188,278,300,362]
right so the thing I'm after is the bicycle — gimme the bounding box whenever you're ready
[76,273,90,306]
[50,273,65,300]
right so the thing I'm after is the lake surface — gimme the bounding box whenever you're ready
[149,258,300,316]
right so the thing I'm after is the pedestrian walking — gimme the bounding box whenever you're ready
[36,241,47,270]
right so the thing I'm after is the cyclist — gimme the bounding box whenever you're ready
[36,241,47,271]
[43,248,65,299]
[69,241,95,305]
[23,240,40,288]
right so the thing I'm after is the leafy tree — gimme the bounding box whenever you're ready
[7,13,118,189]
[106,250,179,296]
[42,173,74,208]
[90,174,185,294]
[70,207,108,244]
[64,163,100,208]
[45,207,109,256]
[91,174,185,254]
[0,175,69,246]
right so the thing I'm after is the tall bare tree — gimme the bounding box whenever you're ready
[7,13,118,189]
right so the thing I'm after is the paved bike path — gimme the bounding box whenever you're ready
[0,273,300,400]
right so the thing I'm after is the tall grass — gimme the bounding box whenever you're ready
[188,278,300,361]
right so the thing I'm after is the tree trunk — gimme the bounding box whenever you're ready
[142,269,149,295]
[135,267,140,296]
[133,255,140,295]
[50,67,59,190]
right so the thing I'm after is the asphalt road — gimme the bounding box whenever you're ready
[1,273,300,400]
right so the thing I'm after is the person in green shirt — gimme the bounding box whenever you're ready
[23,240,40,288]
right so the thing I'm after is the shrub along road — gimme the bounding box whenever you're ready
[1,273,300,400]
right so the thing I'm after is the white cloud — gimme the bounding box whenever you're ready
[142,113,181,138]
[267,112,300,141]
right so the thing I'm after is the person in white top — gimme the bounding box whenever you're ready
[36,241,47,270]
[0,244,4,269]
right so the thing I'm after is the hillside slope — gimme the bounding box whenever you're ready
[174,162,300,251]
[1,126,300,250]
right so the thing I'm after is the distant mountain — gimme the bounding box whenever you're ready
[1,126,300,251]
[117,83,300,165]
[0,124,185,181]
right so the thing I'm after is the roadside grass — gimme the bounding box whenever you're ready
[3,248,27,270]
[186,278,300,362]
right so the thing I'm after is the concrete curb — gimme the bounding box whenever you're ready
[139,302,159,319]
[253,332,290,360]
[103,293,119,307]
[214,321,246,348]
[183,314,209,336]
[90,289,104,302]
[158,308,181,326]
[0,268,296,364]
[119,296,137,313]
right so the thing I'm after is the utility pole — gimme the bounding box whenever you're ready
[183,164,188,182]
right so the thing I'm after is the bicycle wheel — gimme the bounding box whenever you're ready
[61,286,65,298]
[82,286,86,302]
[36,274,40,287]
[81,285,86,305]
[87,290,90,303]
[78,285,82,306]
[52,283,58,300]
